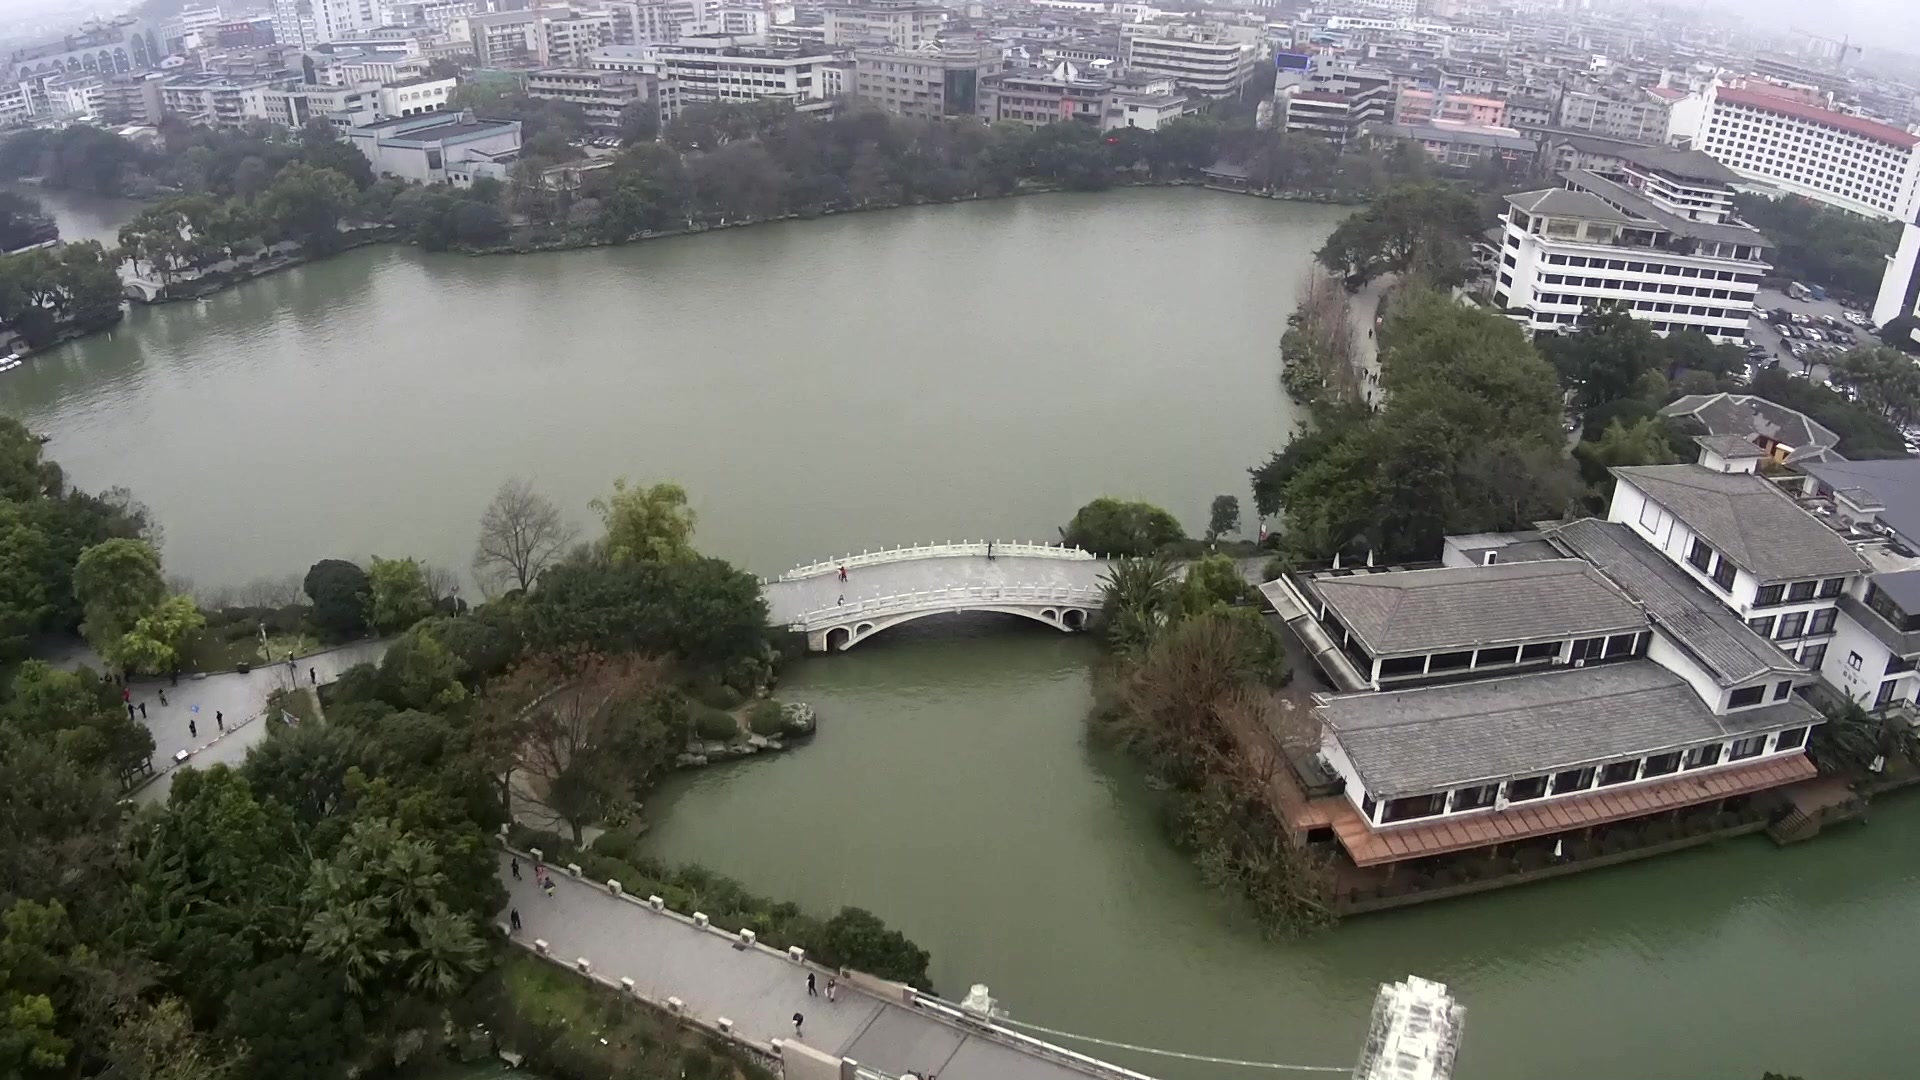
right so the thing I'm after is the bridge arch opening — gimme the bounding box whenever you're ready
[826,627,852,652]
[1063,608,1088,630]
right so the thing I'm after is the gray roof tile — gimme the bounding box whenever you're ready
[1319,660,1819,797]
[1611,464,1867,581]
[1305,559,1647,656]
[1660,392,1840,453]
[1801,458,1920,546]
[1546,518,1804,686]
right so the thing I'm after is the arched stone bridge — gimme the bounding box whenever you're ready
[762,542,1111,652]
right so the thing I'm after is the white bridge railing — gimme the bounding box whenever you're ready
[790,585,1104,630]
[776,540,1094,582]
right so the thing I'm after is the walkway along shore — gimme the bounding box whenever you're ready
[497,845,1167,1080]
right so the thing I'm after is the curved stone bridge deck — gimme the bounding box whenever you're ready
[762,543,1111,651]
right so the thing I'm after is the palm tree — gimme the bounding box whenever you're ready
[1099,556,1176,656]
[1811,701,1920,775]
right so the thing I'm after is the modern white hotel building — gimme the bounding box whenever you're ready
[1492,147,1768,343]
[1694,81,1920,222]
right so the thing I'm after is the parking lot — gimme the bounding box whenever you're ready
[1742,286,1875,384]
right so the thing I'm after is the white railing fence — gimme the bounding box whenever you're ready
[776,541,1094,582]
[909,995,1159,1080]
[789,585,1104,630]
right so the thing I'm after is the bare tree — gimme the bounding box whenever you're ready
[473,478,578,596]
[492,653,670,843]
[421,563,463,607]
[237,573,306,608]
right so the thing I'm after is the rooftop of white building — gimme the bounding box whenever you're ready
[1318,660,1817,798]
[1612,464,1868,582]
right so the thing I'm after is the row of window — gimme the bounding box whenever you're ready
[1710,120,1905,172]
[1755,578,1846,607]
[1533,295,1747,322]
[1713,105,1907,162]
[1727,679,1798,709]
[1360,727,1810,824]
[1707,132,1900,189]
[1527,310,1742,337]
[1537,274,1753,300]
[1705,138,1898,211]
[1688,536,1739,591]
[1538,252,1760,280]
[1746,608,1838,642]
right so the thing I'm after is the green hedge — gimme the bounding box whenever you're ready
[745,699,786,737]
[688,703,740,742]
[510,825,933,990]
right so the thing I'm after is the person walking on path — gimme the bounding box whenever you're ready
[542,876,556,898]
[806,972,817,996]
[826,977,837,1003]
[126,703,136,721]
[122,687,131,705]
[188,718,197,739]
[137,702,147,719]
[215,711,223,732]
[511,858,521,880]
[838,565,847,583]
[791,1013,804,1037]
[509,908,522,932]
[157,689,168,707]
[309,667,316,685]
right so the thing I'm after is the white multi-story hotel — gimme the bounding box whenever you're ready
[656,35,840,114]
[1121,23,1258,99]
[1694,81,1920,222]
[272,0,379,49]
[1493,147,1769,343]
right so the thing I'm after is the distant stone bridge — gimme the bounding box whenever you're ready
[761,541,1110,652]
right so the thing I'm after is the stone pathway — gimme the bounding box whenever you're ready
[128,639,391,804]
[499,853,1129,1080]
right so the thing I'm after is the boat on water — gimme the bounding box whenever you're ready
[0,353,22,372]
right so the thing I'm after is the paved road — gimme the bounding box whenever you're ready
[500,855,1116,1080]
[1349,275,1392,410]
[762,556,1110,626]
[129,640,390,804]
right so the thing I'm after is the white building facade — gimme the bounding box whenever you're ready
[1694,82,1920,221]
[1495,157,1770,344]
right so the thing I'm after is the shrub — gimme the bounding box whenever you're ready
[303,559,370,641]
[1060,497,1186,556]
[688,703,738,742]
[690,678,743,710]
[745,699,786,736]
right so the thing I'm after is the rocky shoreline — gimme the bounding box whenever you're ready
[675,700,817,768]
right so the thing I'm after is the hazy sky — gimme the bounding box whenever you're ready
[1718,0,1920,58]
[0,0,1915,63]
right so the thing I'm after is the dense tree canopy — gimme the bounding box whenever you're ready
[1060,498,1187,556]
[1254,289,1576,561]
[1735,193,1901,299]
[304,559,371,641]
[0,191,57,252]
[1316,182,1484,287]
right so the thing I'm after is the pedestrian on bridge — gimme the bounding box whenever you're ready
[806,972,817,996]
[838,565,847,583]
[792,1012,804,1037]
